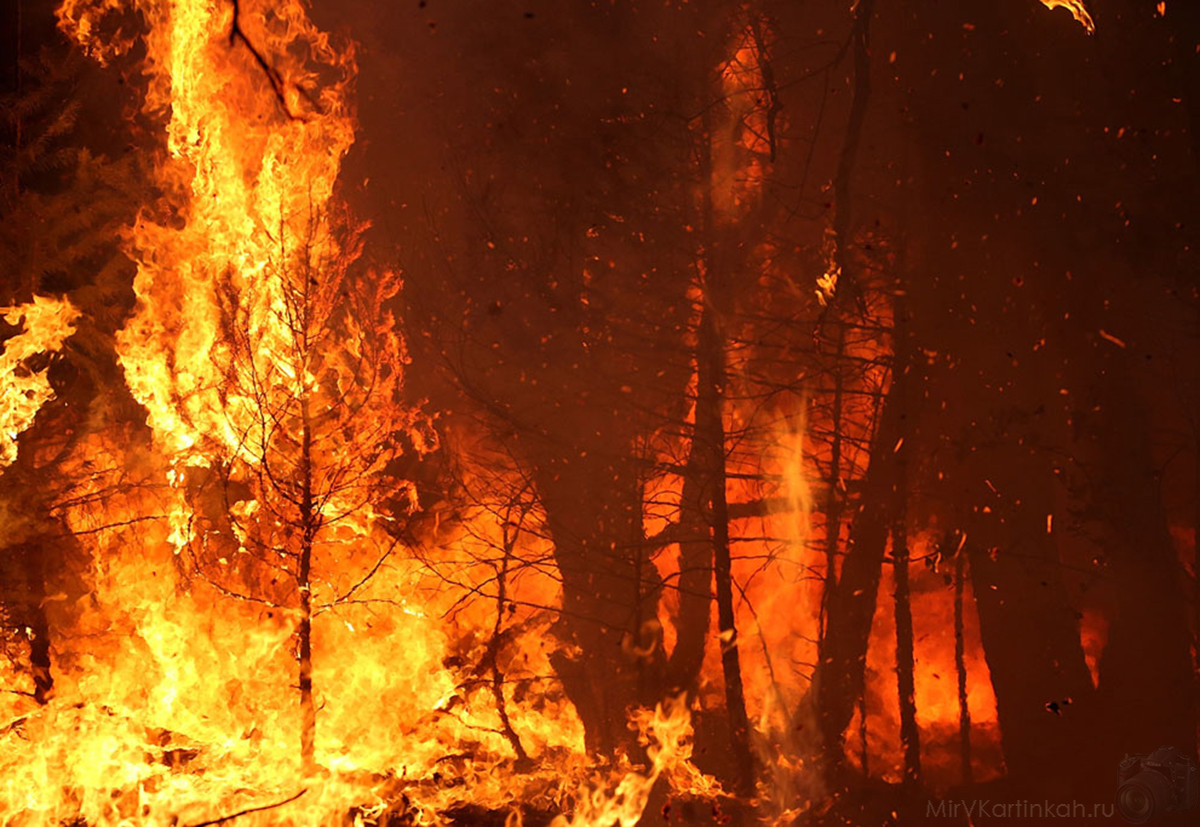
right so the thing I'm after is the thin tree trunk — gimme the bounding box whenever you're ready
[20,543,53,705]
[829,0,875,305]
[953,549,973,785]
[700,308,754,795]
[890,327,920,785]
[892,536,920,787]
[807,0,879,781]
[818,319,847,646]
[666,463,713,692]
[697,106,754,796]
[298,407,316,774]
[811,384,901,779]
[1193,304,1200,686]
[489,535,529,766]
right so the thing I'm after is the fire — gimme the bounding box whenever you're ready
[57,0,358,465]
[0,296,80,468]
[0,0,1101,822]
[853,538,1001,788]
[0,1,725,824]
[551,697,720,827]
[1039,0,1096,34]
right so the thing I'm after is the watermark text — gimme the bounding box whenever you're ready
[927,799,1115,819]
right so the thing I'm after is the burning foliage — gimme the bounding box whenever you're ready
[1,0,1197,824]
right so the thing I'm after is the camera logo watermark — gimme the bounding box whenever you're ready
[926,800,1114,819]
[1116,746,1197,824]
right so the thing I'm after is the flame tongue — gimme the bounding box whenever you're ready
[58,0,360,463]
[0,296,81,468]
[1039,0,1096,33]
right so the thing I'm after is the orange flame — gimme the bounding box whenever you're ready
[1040,0,1096,34]
[0,296,80,467]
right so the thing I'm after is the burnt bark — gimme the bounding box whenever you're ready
[539,453,658,757]
[810,378,903,779]
[697,301,755,795]
[665,461,712,693]
[20,543,53,704]
[966,471,1095,795]
[953,549,973,785]
[891,442,920,787]
[1,541,55,704]
[297,403,316,774]
[889,297,921,787]
[817,319,847,643]
[695,105,755,796]
[1091,359,1197,766]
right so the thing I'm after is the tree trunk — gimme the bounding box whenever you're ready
[891,484,920,787]
[954,549,973,785]
[806,0,883,782]
[695,106,754,796]
[2,540,55,705]
[1092,359,1197,769]
[666,462,712,693]
[20,543,54,705]
[810,381,902,780]
[298,408,316,774]
[539,452,657,757]
[817,318,847,645]
[889,303,920,787]
[697,301,755,795]
[967,472,1094,796]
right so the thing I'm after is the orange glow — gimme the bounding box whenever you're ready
[853,538,1001,788]
[0,296,80,468]
[0,1,1045,822]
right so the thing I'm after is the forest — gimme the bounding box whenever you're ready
[1,0,1198,824]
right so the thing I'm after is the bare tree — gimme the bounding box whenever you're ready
[177,204,433,772]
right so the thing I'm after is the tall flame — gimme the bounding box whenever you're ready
[59,0,357,465]
[0,296,80,467]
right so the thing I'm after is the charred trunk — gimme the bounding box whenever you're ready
[695,106,754,795]
[665,463,713,693]
[891,478,920,788]
[954,550,973,785]
[890,304,920,787]
[539,453,659,757]
[1092,360,1197,766]
[810,378,902,780]
[966,471,1094,795]
[3,540,55,704]
[298,409,316,773]
[697,300,755,795]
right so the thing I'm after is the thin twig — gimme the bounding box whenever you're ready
[186,788,307,827]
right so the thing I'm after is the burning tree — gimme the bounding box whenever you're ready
[15,0,1200,822]
[176,205,433,771]
[55,0,435,773]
